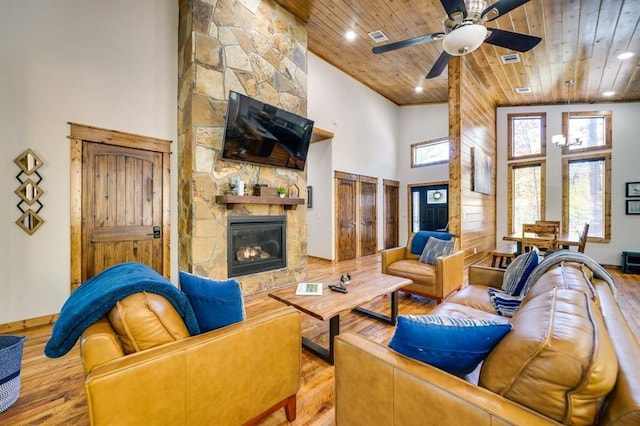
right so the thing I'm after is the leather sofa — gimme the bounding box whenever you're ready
[335,261,640,425]
[79,292,301,425]
[381,232,464,303]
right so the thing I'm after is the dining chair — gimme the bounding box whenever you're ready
[535,220,560,234]
[522,223,558,256]
[577,223,590,253]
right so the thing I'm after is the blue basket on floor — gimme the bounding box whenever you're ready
[0,335,27,413]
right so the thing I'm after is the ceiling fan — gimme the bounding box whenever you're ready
[372,0,542,79]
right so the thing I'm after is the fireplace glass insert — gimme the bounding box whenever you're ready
[227,215,286,277]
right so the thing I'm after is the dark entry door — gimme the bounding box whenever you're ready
[411,184,449,233]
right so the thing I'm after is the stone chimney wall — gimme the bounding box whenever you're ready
[178,0,308,294]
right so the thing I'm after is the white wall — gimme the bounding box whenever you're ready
[0,0,178,324]
[497,103,640,265]
[307,53,398,259]
[396,104,449,244]
[306,54,452,257]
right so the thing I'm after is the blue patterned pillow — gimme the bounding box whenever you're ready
[418,237,455,265]
[410,231,454,255]
[388,315,512,376]
[179,271,246,333]
[501,249,539,296]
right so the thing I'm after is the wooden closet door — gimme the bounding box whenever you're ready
[383,179,399,249]
[359,176,378,256]
[335,172,357,261]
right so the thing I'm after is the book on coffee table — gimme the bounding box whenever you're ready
[295,282,323,296]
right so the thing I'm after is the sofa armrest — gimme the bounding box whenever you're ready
[468,265,505,289]
[436,250,465,298]
[84,306,301,425]
[335,333,558,426]
[381,246,407,273]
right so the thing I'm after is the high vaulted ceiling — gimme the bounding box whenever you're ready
[273,0,640,106]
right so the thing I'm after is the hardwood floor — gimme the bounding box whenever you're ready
[1,255,638,426]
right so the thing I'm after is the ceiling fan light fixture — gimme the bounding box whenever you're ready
[442,24,487,56]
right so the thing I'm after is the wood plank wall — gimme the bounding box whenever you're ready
[448,57,498,264]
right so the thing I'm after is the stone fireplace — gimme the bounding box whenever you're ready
[228,215,286,277]
[177,0,309,294]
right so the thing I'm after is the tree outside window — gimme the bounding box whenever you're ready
[411,137,449,167]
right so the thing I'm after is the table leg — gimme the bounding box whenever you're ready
[301,314,339,365]
[352,291,398,326]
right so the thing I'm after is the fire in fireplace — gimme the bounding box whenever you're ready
[227,215,286,277]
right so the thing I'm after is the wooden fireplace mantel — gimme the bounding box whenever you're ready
[215,195,305,210]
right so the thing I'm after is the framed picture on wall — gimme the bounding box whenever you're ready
[626,182,640,197]
[472,147,492,195]
[626,200,640,215]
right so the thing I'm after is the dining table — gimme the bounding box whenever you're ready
[503,230,582,255]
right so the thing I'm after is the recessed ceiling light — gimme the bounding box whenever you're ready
[345,30,357,41]
[617,52,634,60]
[415,86,424,93]
[603,91,616,97]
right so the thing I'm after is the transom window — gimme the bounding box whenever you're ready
[411,137,449,167]
[562,111,612,153]
[507,113,546,160]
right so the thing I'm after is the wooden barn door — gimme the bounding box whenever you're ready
[359,176,377,256]
[383,179,399,249]
[335,171,357,261]
[70,123,171,290]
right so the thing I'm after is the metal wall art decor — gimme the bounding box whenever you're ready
[14,148,44,235]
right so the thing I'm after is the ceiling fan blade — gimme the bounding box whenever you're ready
[484,28,541,52]
[426,51,453,79]
[440,0,468,21]
[482,0,530,21]
[372,33,444,54]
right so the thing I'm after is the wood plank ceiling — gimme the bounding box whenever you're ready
[273,0,640,106]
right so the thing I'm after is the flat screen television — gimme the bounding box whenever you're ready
[221,91,314,171]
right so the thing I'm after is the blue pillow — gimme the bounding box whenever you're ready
[502,249,539,296]
[418,237,454,265]
[410,231,454,255]
[388,315,512,376]
[179,271,246,333]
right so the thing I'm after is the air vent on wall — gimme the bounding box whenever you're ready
[501,53,521,64]
[515,86,532,94]
[368,30,389,43]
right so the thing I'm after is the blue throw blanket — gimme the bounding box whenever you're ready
[45,262,200,358]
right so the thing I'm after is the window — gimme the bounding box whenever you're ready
[508,161,546,234]
[563,154,611,241]
[507,114,547,234]
[411,137,449,167]
[507,113,546,160]
[562,111,612,153]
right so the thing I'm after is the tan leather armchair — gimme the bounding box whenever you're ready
[381,233,464,303]
[79,294,301,426]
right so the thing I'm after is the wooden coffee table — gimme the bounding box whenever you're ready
[268,272,412,365]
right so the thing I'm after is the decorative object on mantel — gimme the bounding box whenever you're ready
[277,187,287,198]
[288,183,300,198]
[14,148,44,235]
[253,184,278,197]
